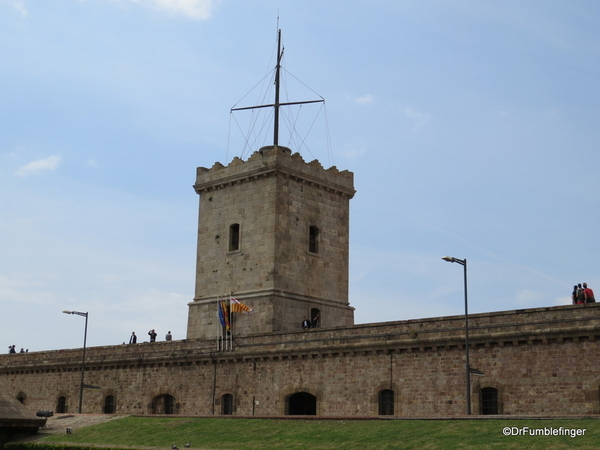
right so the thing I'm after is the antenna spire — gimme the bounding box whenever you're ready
[230,29,324,148]
[274,29,282,146]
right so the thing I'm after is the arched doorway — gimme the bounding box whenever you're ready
[56,396,67,413]
[480,387,499,415]
[310,308,320,328]
[104,395,116,414]
[378,389,394,415]
[221,393,233,415]
[287,392,316,415]
[152,394,175,414]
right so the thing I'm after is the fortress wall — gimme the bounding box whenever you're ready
[1,304,599,416]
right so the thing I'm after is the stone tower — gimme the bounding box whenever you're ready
[186,145,355,339]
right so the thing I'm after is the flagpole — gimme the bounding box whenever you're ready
[217,296,221,351]
[229,293,233,350]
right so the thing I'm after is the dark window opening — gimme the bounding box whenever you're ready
[152,394,175,415]
[56,396,67,414]
[378,389,394,415]
[287,392,317,415]
[104,395,115,414]
[309,226,319,253]
[221,393,233,415]
[310,308,320,329]
[480,387,499,415]
[16,393,25,405]
[229,224,240,251]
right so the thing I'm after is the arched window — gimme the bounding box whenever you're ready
[378,389,394,415]
[104,395,115,414]
[480,387,499,415]
[229,223,240,251]
[56,396,67,414]
[221,393,233,415]
[287,392,317,415]
[152,394,175,415]
[309,226,319,254]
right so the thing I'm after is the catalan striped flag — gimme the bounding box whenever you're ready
[230,297,253,314]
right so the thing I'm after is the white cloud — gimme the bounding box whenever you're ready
[342,148,366,159]
[399,105,430,129]
[15,155,61,177]
[340,138,367,159]
[122,0,218,19]
[0,0,28,17]
[355,94,374,105]
[87,159,98,167]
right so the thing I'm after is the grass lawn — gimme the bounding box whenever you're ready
[39,416,600,450]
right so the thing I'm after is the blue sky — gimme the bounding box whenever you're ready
[1,0,599,352]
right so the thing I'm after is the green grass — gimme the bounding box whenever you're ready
[39,416,600,450]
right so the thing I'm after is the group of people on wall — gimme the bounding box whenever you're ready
[7,345,27,354]
[572,283,595,304]
[126,330,173,344]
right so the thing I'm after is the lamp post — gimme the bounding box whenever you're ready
[63,310,88,414]
[441,256,471,415]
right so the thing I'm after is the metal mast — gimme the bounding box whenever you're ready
[274,29,282,146]
[231,29,324,147]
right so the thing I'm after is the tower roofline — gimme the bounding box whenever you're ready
[194,145,355,198]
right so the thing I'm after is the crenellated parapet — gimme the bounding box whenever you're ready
[194,146,355,199]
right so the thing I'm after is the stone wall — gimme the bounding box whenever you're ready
[2,303,600,416]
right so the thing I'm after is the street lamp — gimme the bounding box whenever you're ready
[441,256,472,415]
[63,310,88,414]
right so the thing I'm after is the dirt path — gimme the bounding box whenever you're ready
[21,414,127,441]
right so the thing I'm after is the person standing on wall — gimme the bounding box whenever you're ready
[129,332,137,344]
[583,283,596,303]
[148,329,157,342]
[165,331,172,341]
[311,313,319,329]
[576,284,586,304]
[572,285,579,305]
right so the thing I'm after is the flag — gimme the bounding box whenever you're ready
[218,299,225,327]
[220,300,230,331]
[230,297,253,314]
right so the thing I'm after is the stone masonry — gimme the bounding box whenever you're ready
[187,146,356,339]
[1,304,600,416]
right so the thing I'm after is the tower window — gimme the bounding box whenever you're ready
[229,223,240,251]
[309,226,319,254]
